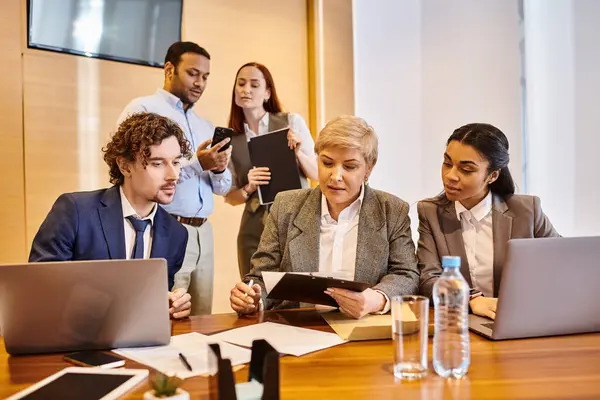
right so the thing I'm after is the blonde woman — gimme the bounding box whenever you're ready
[229,115,419,319]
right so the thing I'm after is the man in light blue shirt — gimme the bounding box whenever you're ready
[117,42,232,315]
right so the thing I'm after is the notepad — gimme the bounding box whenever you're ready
[209,322,347,357]
[248,128,302,205]
[321,305,418,341]
[113,332,251,379]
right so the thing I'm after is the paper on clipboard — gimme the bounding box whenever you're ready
[262,271,286,294]
[262,271,313,294]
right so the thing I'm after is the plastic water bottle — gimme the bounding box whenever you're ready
[433,256,470,378]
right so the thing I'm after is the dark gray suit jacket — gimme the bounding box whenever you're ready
[245,186,420,310]
[417,193,559,298]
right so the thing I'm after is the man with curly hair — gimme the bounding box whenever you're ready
[29,112,193,319]
[117,42,232,315]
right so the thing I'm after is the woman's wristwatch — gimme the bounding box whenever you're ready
[469,288,483,300]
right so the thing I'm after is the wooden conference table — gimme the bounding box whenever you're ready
[2,308,600,399]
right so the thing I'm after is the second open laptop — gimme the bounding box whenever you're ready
[0,259,171,355]
[469,236,600,340]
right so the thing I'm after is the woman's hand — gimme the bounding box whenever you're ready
[230,282,262,314]
[287,129,302,154]
[470,296,498,319]
[325,288,386,319]
[245,167,271,194]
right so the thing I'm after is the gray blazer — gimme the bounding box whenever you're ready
[417,193,559,298]
[246,186,420,310]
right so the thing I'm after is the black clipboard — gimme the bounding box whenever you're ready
[267,273,372,307]
[248,128,302,205]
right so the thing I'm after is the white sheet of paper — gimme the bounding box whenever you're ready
[209,322,347,357]
[261,271,285,294]
[113,332,251,379]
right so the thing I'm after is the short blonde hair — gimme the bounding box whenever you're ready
[314,115,378,168]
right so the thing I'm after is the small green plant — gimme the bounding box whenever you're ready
[149,372,184,397]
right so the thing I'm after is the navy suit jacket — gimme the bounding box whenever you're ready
[29,186,188,290]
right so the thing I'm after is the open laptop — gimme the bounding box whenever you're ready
[0,259,171,355]
[469,236,600,340]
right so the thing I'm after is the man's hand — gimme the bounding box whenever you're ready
[230,282,262,315]
[325,287,386,319]
[169,288,192,319]
[470,296,498,320]
[196,138,232,172]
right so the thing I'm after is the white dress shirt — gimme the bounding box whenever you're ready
[120,187,157,260]
[455,191,494,297]
[230,112,315,189]
[318,185,390,313]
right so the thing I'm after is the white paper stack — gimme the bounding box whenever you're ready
[209,322,347,357]
[113,332,251,379]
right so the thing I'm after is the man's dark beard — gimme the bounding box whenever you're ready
[172,70,195,106]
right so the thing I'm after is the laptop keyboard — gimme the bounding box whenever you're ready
[482,322,495,330]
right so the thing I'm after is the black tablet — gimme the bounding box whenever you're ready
[7,367,148,400]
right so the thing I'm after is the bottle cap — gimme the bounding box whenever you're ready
[442,256,461,268]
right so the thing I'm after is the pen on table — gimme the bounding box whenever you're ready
[178,352,192,372]
[244,279,254,297]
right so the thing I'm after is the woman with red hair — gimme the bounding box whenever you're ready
[225,62,318,278]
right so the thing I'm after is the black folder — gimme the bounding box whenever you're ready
[248,128,302,205]
[267,274,372,307]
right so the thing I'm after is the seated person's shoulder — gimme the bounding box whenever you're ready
[503,194,539,216]
[370,188,410,215]
[417,193,448,213]
[273,188,313,211]
[53,189,109,211]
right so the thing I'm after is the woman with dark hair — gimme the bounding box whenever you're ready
[417,123,559,319]
[225,62,318,278]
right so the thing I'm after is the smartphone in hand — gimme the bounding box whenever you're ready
[63,351,126,369]
[211,127,234,152]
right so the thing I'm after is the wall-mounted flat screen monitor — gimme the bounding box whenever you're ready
[27,0,183,68]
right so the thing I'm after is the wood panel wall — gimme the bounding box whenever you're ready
[0,0,27,263]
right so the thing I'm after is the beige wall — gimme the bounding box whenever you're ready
[321,0,354,123]
[23,53,163,243]
[0,0,27,262]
